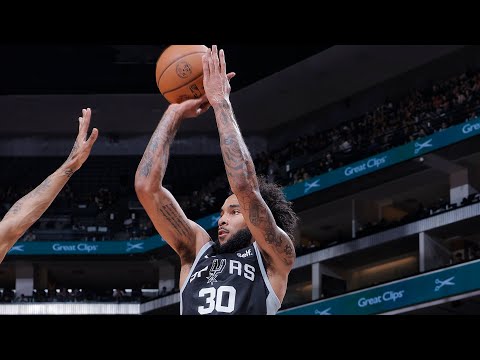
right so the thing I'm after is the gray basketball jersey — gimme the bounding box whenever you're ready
[180,241,280,315]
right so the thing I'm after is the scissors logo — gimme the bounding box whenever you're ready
[126,242,144,252]
[414,139,433,154]
[314,307,332,315]
[9,245,24,252]
[304,179,321,194]
[434,276,455,291]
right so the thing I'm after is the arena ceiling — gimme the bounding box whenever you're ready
[0,44,467,136]
[0,44,334,95]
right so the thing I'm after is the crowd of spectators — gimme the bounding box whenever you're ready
[2,67,480,244]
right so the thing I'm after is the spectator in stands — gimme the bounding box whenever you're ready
[135,46,298,315]
[0,108,98,263]
[113,288,125,302]
[453,251,465,264]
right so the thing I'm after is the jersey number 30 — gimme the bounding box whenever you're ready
[198,286,236,314]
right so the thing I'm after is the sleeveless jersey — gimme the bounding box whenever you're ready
[180,241,280,315]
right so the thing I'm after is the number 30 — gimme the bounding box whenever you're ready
[198,286,236,314]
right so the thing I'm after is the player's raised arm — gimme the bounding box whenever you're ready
[134,99,212,268]
[0,108,98,263]
[203,46,297,293]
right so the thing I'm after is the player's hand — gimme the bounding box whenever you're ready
[171,95,212,119]
[203,45,236,107]
[170,68,235,119]
[64,108,99,174]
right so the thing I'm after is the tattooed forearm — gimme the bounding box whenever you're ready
[140,156,153,177]
[4,176,52,218]
[216,106,258,192]
[138,111,180,180]
[64,169,74,178]
[4,200,24,218]
[1,167,73,242]
[157,203,192,238]
[33,176,52,195]
[214,101,296,267]
[139,126,161,177]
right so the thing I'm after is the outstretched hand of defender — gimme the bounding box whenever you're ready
[203,45,236,107]
[65,108,99,173]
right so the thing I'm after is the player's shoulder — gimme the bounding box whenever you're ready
[188,220,211,253]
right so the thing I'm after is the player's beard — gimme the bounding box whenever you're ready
[213,228,253,254]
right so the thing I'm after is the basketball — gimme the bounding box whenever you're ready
[155,45,208,104]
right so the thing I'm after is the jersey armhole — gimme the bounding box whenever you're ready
[253,242,281,314]
[180,241,213,315]
[180,241,213,294]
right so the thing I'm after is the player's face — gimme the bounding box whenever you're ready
[218,194,248,245]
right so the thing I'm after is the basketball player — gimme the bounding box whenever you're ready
[135,45,298,314]
[0,108,98,263]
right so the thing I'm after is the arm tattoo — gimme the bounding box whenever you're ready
[138,112,180,179]
[219,101,236,126]
[217,107,258,190]
[5,201,23,217]
[4,176,52,219]
[139,126,161,177]
[64,169,74,178]
[247,195,295,266]
[215,103,295,266]
[223,135,245,170]
[33,177,52,195]
[157,203,191,238]
[248,198,268,226]
[264,223,294,266]
[283,243,295,266]
[140,156,153,177]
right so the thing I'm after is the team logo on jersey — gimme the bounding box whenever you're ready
[206,259,226,284]
[190,266,208,283]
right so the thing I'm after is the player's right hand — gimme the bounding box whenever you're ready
[64,108,99,173]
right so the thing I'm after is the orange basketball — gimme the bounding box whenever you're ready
[155,45,208,104]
